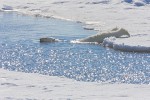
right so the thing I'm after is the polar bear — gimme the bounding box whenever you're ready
[79,28,130,43]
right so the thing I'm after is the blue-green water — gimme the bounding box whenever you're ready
[0,12,150,84]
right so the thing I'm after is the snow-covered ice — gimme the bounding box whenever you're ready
[103,36,150,52]
[0,69,150,100]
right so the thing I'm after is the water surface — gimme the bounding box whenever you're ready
[0,12,150,84]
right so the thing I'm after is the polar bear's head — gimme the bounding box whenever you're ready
[110,28,130,38]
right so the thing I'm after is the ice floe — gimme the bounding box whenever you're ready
[103,36,150,52]
[40,37,60,43]
[0,69,150,100]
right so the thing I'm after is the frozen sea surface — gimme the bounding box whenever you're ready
[0,12,150,84]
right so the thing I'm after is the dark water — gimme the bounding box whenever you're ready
[0,12,150,84]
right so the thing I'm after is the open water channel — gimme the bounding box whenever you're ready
[0,12,150,84]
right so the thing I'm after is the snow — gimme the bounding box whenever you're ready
[103,36,150,52]
[0,69,150,100]
[0,0,150,99]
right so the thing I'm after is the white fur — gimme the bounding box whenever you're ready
[79,28,130,43]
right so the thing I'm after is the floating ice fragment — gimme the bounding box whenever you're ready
[40,37,60,43]
[134,1,145,6]
[103,36,150,52]
[113,44,150,52]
